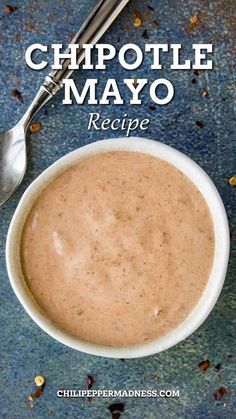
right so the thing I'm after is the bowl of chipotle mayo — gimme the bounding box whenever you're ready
[6,137,229,358]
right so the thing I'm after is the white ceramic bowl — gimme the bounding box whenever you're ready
[6,137,230,358]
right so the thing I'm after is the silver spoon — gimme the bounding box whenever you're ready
[0,0,129,206]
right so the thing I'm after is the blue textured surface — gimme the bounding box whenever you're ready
[0,0,235,418]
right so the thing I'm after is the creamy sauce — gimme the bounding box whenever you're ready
[21,151,214,346]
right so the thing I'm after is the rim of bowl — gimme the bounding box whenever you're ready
[6,137,230,358]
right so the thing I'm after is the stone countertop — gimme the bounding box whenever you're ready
[0,0,235,418]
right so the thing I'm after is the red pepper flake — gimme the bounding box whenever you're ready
[149,104,157,111]
[87,375,94,390]
[190,15,199,25]
[108,403,125,419]
[194,69,200,76]
[30,122,41,133]
[13,32,24,42]
[4,4,17,13]
[132,10,142,19]
[142,29,149,39]
[198,359,210,372]
[25,22,35,32]
[214,386,228,400]
[202,90,209,97]
[187,15,199,30]
[11,89,23,103]
[196,120,204,128]
[34,387,43,398]
[87,375,94,403]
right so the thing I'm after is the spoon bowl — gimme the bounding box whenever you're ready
[0,125,26,205]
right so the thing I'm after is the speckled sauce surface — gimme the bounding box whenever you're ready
[0,0,235,418]
[21,152,214,347]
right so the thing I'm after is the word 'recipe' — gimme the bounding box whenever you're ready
[26,43,213,106]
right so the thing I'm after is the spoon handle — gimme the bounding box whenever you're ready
[19,0,129,128]
[44,0,129,95]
